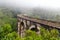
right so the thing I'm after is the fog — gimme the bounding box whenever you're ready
[0,0,60,11]
[0,0,60,21]
[0,0,60,9]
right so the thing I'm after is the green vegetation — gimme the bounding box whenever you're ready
[0,8,18,40]
[17,27,60,40]
[0,8,60,40]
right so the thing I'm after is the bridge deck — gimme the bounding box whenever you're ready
[17,15,60,29]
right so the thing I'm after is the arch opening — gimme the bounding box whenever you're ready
[31,27,39,32]
[20,21,25,30]
[29,25,39,32]
[21,22,24,26]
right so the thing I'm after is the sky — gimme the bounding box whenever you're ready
[0,0,60,9]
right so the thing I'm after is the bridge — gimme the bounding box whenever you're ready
[17,14,60,37]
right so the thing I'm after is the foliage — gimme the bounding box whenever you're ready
[0,8,60,40]
[21,27,60,40]
[0,8,17,40]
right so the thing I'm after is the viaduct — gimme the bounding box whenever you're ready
[17,14,60,37]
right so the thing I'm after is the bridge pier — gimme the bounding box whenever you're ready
[17,18,26,37]
[18,20,20,37]
[36,24,40,34]
[17,18,21,37]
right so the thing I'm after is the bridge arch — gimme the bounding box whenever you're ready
[29,25,40,32]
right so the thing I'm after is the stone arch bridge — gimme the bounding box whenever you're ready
[17,14,60,37]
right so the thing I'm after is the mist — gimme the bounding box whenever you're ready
[0,0,60,9]
[0,0,60,21]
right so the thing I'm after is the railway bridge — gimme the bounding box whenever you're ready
[17,14,60,37]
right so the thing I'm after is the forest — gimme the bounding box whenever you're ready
[0,7,60,40]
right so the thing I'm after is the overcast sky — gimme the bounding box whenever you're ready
[0,0,60,9]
